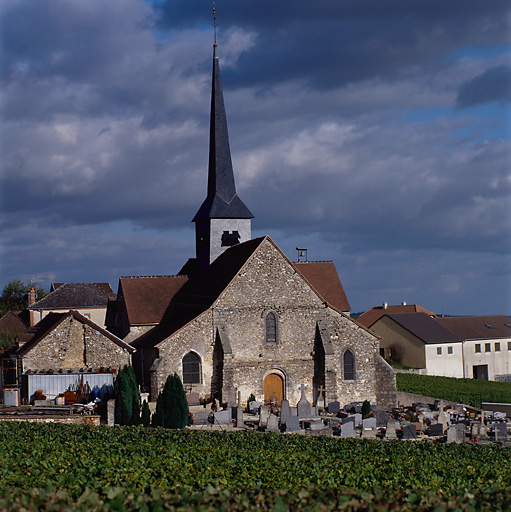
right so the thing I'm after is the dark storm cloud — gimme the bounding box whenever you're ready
[0,0,509,314]
[155,0,510,89]
[456,65,511,108]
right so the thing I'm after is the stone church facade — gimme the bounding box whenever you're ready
[134,237,395,409]
[127,42,397,410]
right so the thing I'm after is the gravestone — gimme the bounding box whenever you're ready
[280,399,291,425]
[327,401,340,414]
[259,405,270,427]
[297,384,312,419]
[429,423,444,437]
[236,391,244,427]
[362,429,377,439]
[375,410,387,427]
[342,416,355,426]
[446,425,464,444]
[341,422,357,437]
[309,419,325,431]
[286,415,301,432]
[290,407,298,416]
[363,417,377,430]
[214,410,232,425]
[353,413,363,427]
[494,423,508,441]
[385,420,397,439]
[186,392,200,406]
[437,411,449,431]
[411,421,423,432]
[402,424,417,440]
[249,401,263,413]
[226,387,237,408]
[192,410,209,425]
[267,413,279,432]
[479,423,488,439]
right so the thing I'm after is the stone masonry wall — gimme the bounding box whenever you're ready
[154,238,391,408]
[23,316,131,372]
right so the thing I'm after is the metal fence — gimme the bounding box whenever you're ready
[27,373,114,403]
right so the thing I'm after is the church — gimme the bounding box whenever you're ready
[109,43,396,410]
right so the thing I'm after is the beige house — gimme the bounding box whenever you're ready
[27,283,115,327]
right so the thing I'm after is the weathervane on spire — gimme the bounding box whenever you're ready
[212,1,217,45]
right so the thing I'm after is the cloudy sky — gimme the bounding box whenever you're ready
[1,0,510,315]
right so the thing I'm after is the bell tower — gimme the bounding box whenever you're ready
[192,44,253,272]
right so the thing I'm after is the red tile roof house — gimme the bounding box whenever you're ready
[1,310,134,404]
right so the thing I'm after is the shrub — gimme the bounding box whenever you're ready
[153,373,189,429]
[114,366,140,426]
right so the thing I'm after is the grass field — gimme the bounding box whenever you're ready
[396,373,511,407]
[0,422,509,510]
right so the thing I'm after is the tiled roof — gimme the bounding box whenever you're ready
[52,282,113,294]
[120,276,189,325]
[384,313,462,344]
[16,310,134,356]
[293,261,350,312]
[435,315,511,340]
[29,283,115,310]
[133,237,266,349]
[0,311,29,334]
[357,304,436,328]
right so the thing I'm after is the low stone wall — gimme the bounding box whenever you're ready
[0,415,100,425]
[397,391,455,407]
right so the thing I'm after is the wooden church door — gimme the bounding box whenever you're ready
[264,374,284,405]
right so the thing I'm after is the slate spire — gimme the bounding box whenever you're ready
[192,44,254,222]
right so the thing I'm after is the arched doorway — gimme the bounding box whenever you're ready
[264,373,284,406]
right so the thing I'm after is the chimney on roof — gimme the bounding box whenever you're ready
[28,287,36,307]
[383,302,388,310]
[401,301,407,306]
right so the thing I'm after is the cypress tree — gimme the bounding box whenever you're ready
[141,400,151,427]
[153,373,189,429]
[362,400,371,419]
[114,365,140,426]
[115,391,130,426]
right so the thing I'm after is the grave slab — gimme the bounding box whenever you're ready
[280,399,290,425]
[402,424,417,440]
[286,416,301,432]
[328,401,340,414]
[214,410,232,425]
[267,414,279,432]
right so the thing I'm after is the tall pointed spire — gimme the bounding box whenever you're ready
[193,42,253,271]
[193,45,253,222]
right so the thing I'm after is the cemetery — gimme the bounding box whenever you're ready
[187,384,511,446]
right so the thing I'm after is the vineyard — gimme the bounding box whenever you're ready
[0,422,510,510]
[396,373,511,408]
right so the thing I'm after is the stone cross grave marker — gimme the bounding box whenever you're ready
[297,384,311,419]
[316,386,326,408]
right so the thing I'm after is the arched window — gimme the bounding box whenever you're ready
[343,350,355,380]
[182,352,201,384]
[265,312,277,343]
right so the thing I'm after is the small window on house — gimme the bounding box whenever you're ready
[508,341,511,351]
[448,346,453,354]
[475,344,481,353]
[182,352,201,384]
[505,324,511,328]
[343,350,355,380]
[379,348,385,358]
[485,324,496,329]
[485,343,491,352]
[265,312,277,343]
[495,342,500,352]
[437,347,442,355]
